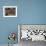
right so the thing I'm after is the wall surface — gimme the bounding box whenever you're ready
[0,0,46,44]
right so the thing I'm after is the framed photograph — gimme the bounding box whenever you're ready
[3,6,17,17]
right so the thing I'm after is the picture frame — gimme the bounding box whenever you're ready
[3,6,17,17]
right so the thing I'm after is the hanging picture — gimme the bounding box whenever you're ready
[3,6,17,17]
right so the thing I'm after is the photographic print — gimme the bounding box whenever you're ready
[3,6,17,17]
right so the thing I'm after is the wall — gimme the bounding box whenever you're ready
[0,0,46,44]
